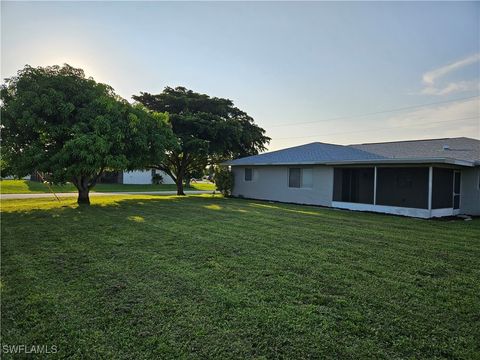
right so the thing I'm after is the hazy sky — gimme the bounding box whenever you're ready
[2,1,479,151]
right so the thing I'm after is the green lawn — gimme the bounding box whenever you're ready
[1,195,479,359]
[0,179,215,194]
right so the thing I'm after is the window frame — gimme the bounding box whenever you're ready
[244,168,253,182]
[301,168,313,188]
[288,168,301,188]
[288,168,313,189]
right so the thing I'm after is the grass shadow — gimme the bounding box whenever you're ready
[1,194,480,358]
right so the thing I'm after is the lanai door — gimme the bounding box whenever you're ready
[453,171,461,210]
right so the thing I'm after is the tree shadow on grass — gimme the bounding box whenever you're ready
[1,195,247,225]
[2,194,479,240]
[2,194,480,359]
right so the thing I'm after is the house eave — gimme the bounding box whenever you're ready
[224,157,475,167]
[324,157,475,167]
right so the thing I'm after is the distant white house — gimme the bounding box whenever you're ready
[1,175,31,180]
[2,169,176,185]
[2,169,175,185]
[122,169,175,185]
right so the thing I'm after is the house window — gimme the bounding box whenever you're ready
[288,168,313,188]
[289,168,301,188]
[302,168,313,188]
[244,168,253,181]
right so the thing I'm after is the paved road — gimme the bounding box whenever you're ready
[1,190,214,200]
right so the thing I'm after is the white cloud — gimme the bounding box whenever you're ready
[420,80,480,96]
[385,97,479,132]
[269,98,480,150]
[419,53,480,96]
[422,53,480,85]
[341,98,480,144]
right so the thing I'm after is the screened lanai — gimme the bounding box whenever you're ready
[332,166,461,218]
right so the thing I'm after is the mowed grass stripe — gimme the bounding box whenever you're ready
[1,195,479,359]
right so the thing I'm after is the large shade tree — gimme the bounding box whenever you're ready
[1,64,175,204]
[133,87,270,195]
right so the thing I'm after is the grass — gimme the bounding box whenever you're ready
[0,179,215,194]
[1,195,479,359]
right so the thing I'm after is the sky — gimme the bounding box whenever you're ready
[2,1,479,151]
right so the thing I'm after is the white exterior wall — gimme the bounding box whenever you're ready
[231,165,480,218]
[460,167,480,216]
[156,170,175,184]
[231,165,334,207]
[1,175,30,180]
[122,170,175,185]
[123,170,152,184]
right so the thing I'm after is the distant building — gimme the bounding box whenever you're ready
[101,169,175,185]
[5,169,176,185]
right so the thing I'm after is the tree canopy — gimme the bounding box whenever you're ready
[133,87,270,195]
[1,64,174,204]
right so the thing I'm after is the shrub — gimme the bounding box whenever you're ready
[152,173,164,185]
[215,168,234,196]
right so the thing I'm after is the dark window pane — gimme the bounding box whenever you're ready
[454,172,461,194]
[332,168,374,204]
[396,173,413,188]
[289,168,301,188]
[376,167,429,209]
[432,168,453,209]
[333,168,343,201]
[453,195,460,209]
[245,168,252,181]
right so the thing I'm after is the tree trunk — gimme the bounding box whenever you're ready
[176,173,185,196]
[176,181,185,195]
[77,188,90,205]
[185,178,191,188]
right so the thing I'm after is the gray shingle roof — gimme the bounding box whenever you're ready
[226,142,387,166]
[350,137,480,163]
[226,137,480,166]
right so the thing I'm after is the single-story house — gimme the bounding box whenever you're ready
[225,137,480,218]
[101,169,175,185]
[6,169,175,185]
